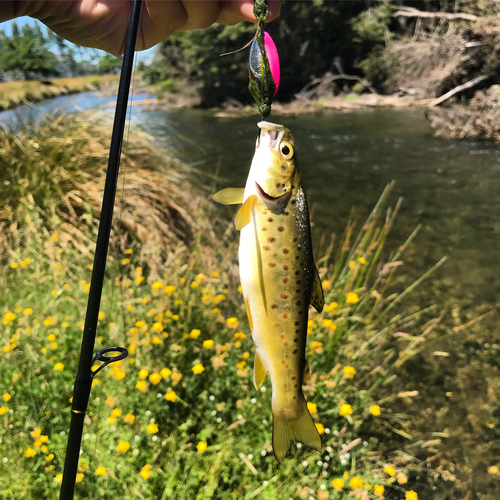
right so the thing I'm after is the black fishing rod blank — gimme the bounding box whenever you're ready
[58,1,142,498]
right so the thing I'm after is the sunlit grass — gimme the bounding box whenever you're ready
[0,74,120,110]
[0,115,481,500]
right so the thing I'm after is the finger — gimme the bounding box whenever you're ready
[219,0,281,23]
[140,1,188,50]
[176,1,223,31]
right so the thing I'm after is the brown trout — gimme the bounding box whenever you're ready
[213,121,324,462]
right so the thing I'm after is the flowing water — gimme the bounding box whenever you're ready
[2,93,499,497]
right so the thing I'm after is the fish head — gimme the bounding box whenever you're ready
[252,121,298,210]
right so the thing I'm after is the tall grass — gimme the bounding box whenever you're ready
[0,114,479,500]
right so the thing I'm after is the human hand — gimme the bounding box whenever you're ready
[0,0,280,55]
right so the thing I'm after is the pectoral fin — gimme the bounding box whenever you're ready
[212,188,245,205]
[253,350,267,390]
[303,361,311,383]
[235,195,257,230]
[310,265,324,313]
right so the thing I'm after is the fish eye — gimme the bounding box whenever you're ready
[280,141,294,160]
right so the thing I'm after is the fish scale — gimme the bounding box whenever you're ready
[213,121,324,462]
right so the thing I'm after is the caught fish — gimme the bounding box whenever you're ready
[213,121,324,462]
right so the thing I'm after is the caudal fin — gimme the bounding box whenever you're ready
[272,395,321,462]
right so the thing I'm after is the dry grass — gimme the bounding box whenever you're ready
[0,111,213,263]
[0,74,120,110]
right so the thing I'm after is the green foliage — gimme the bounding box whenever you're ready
[0,22,58,80]
[97,54,123,75]
[350,0,394,43]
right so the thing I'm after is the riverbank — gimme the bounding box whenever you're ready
[0,74,121,111]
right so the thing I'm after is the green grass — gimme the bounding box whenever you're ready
[0,114,479,500]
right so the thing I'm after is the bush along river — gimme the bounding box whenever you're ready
[2,95,499,499]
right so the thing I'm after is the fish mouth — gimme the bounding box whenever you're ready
[255,182,291,211]
[257,122,284,149]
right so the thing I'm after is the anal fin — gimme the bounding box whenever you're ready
[253,350,267,390]
[303,361,311,383]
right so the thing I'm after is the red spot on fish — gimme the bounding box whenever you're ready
[261,227,267,231]
[280,335,285,339]
[263,246,270,251]
[267,217,273,222]
[269,262,275,268]
[267,237,275,243]
[283,278,288,283]
[281,294,288,299]
[282,313,287,318]
[275,323,280,327]
[283,265,289,271]
[283,342,288,346]
[283,248,289,254]
[285,364,289,368]
[278,226,285,232]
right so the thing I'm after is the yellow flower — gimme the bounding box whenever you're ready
[111,408,122,417]
[190,329,201,339]
[331,478,344,491]
[241,352,250,359]
[343,366,356,379]
[98,312,105,320]
[46,454,54,462]
[26,448,37,458]
[96,467,106,476]
[107,417,116,424]
[210,271,219,278]
[51,290,58,297]
[322,279,332,290]
[190,281,199,288]
[147,423,159,434]
[54,363,64,371]
[117,441,130,453]
[226,317,239,329]
[62,322,69,328]
[84,283,90,293]
[405,492,418,500]
[152,281,163,291]
[3,312,16,324]
[136,381,147,393]
[76,473,84,483]
[105,396,117,407]
[236,361,246,370]
[24,308,33,315]
[161,368,172,378]
[307,402,317,415]
[149,373,162,385]
[311,341,323,352]
[339,404,352,417]
[343,472,349,479]
[40,435,49,443]
[43,316,54,326]
[325,302,338,312]
[0,406,9,415]
[138,369,149,379]
[315,423,325,434]
[50,343,58,350]
[51,233,59,242]
[31,428,41,438]
[124,248,133,254]
[397,472,408,485]
[488,465,499,475]
[234,331,246,340]
[3,393,11,402]
[192,363,205,375]
[350,476,363,489]
[163,285,176,295]
[121,258,130,265]
[349,260,356,269]
[10,262,19,269]
[140,464,152,480]
[165,390,177,402]
[346,292,359,304]
[47,334,56,342]
[135,276,145,285]
[364,483,372,489]
[197,441,207,453]
[152,336,161,344]
[359,256,367,264]
[384,465,396,477]
[152,322,163,333]
[124,413,135,424]
[374,484,385,497]
[203,339,214,349]
[55,474,63,484]
[370,405,381,416]
[171,372,182,384]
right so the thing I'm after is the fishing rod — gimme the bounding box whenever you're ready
[58,0,142,498]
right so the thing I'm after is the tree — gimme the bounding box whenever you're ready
[0,22,58,80]
[97,54,123,74]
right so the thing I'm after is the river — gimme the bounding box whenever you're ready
[1,92,498,498]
